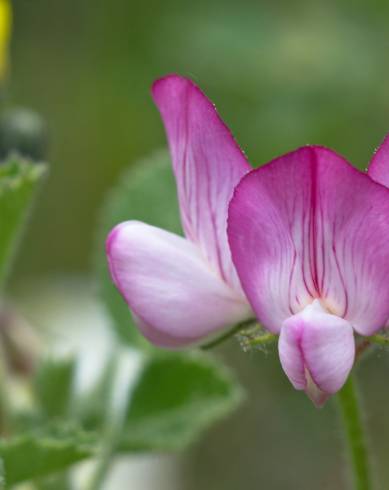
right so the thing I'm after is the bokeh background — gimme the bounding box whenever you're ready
[7,1,389,488]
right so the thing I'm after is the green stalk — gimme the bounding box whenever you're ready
[337,375,372,490]
[201,318,258,350]
[86,352,135,490]
[86,422,119,490]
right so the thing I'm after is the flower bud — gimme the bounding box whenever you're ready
[0,108,48,161]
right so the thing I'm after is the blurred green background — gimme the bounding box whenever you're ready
[7,1,389,488]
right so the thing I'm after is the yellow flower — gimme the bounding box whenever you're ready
[0,0,11,79]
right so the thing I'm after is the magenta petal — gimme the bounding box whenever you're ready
[152,75,250,293]
[279,301,355,406]
[106,221,251,348]
[228,145,389,335]
[368,133,389,188]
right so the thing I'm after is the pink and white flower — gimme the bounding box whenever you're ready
[107,74,389,406]
[106,75,252,348]
[228,143,389,405]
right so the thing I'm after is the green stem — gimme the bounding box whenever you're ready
[201,318,257,350]
[86,353,134,490]
[86,422,118,490]
[337,375,372,490]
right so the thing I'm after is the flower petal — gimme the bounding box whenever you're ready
[278,301,355,406]
[152,75,250,293]
[368,133,389,188]
[228,145,389,334]
[106,221,251,348]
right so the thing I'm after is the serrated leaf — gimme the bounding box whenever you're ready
[95,150,181,348]
[119,353,244,451]
[0,424,94,486]
[0,156,46,285]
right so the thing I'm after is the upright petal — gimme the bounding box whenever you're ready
[278,301,355,406]
[368,133,389,188]
[106,221,251,348]
[152,75,250,292]
[228,146,389,334]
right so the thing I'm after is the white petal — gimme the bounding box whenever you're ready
[107,221,251,347]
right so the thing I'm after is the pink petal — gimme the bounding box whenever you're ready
[278,301,355,406]
[106,221,251,348]
[368,133,389,188]
[228,145,389,335]
[152,75,250,293]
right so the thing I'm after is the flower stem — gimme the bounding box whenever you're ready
[337,374,372,490]
[86,352,135,490]
[201,318,258,350]
[86,422,118,490]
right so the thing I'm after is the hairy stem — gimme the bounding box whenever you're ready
[201,318,258,350]
[337,375,372,490]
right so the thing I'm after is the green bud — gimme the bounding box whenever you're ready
[0,108,48,161]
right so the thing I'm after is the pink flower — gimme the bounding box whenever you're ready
[106,75,252,348]
[107,74,389,405]
[228,141,389,405]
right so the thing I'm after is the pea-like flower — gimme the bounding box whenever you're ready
[228,140,389,405]
[107,74,389,406]
[106,75,253,347]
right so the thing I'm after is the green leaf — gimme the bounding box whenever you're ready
[0,424,94,486]
[95,149,181,348]
[119,353,244,451]
[0,156,46,285]
[33,474,72,490]
[34,358,76,418]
